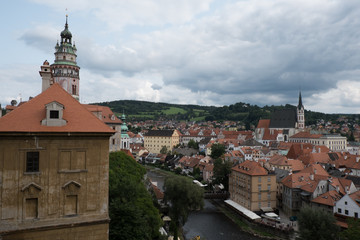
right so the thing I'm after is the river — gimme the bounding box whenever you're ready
[146,169,263,240]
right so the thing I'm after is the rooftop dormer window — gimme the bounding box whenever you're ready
[50,110,59,119]
[41,101,66,126]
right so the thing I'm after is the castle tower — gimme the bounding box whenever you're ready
[120,113,130,150]
[50,15,80,100]
[297,91,305,129]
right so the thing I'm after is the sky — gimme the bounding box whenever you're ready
[1,0,360,114]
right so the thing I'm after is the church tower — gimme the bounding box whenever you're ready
[297,91,305,129]
[41,15,80,100]
[120,113,130,150]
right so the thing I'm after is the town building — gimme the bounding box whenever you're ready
[289,132,347,152]
[144,129,180,153]
[83,104,122,152]
[0,84,114,240]
[229,160,276,212]
[334,190,360,219]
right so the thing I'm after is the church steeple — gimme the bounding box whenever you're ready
[297,91,305,129]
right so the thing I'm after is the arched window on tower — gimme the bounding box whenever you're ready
[72,85,77,95]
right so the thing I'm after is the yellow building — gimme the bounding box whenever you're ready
[144,130,180,153]
[0,84,114,240]
[229,160,276,211]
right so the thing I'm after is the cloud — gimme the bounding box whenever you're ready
[0,64,40,106]
[13,0,360,113]
[151,84,162,90]
[18,25,58,53]
[30,0,213,30]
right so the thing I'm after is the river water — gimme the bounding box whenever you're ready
[146,169,262,240]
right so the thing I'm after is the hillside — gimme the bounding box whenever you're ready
[94,100,360,127]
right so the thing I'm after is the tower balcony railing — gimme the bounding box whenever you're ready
[53,73,79,77]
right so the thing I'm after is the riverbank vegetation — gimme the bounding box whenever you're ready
[108,152,163,240]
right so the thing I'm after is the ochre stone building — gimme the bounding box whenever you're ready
[0,84,114,239]
[144,129,180,153]
[229,160,276,211]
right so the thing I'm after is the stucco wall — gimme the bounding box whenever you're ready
[0,134,109,239]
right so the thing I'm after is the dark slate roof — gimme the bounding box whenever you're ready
[328,153,340,161]
[243,139,264,147]
[172,148,198,156]
[145,129,175,136]
[269,109,297,129]
[345,175,360,186]
[199,137,212,145]
[274,168,290,182]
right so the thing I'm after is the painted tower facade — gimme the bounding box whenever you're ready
[297,91,305,129]
[40,16,80,100]
[120,113,130,150]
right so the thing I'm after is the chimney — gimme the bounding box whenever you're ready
[346,186,349,194]
[356,157,360,163]
[314,168,317,174]
[336,185,339,193]
[310,174,314,181]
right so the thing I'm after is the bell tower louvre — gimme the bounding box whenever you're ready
[40,15,80,100]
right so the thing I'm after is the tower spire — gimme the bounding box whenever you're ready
[297,91,305,129]
[298,91,303,110]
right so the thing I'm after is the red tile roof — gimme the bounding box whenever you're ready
[311,190,342,206]
[83,104,122,124]
[269,155,289,166]
[349,190,360,207]
[299,164,329,177]
[290,131,322,139]
[257,119,270,129]
[287,159,305,172]
[0,84,115,134]
[232,160,268,176]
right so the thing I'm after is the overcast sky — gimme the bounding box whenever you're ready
[1,0,360,113]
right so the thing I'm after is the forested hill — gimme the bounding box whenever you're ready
[94,100,359,126]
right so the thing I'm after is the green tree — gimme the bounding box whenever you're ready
[298,206,339,240]
[348,131,355,142]
[210,143,226,159]
[109,152,162,240]
[213,158,232,191]
[164,176,204,240]
[188,139,199,149]
[340,218,360,240]
[160,145,168,154]
[191,166,201,180]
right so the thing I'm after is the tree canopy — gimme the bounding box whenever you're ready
[210,143,226,159]
[163,176,204,240]
[160,145,168,154]
[298,206,339,240]
[109,151,163,240]
[188,139,199,149]
[340,218,360,240]
[213,158,233,191]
